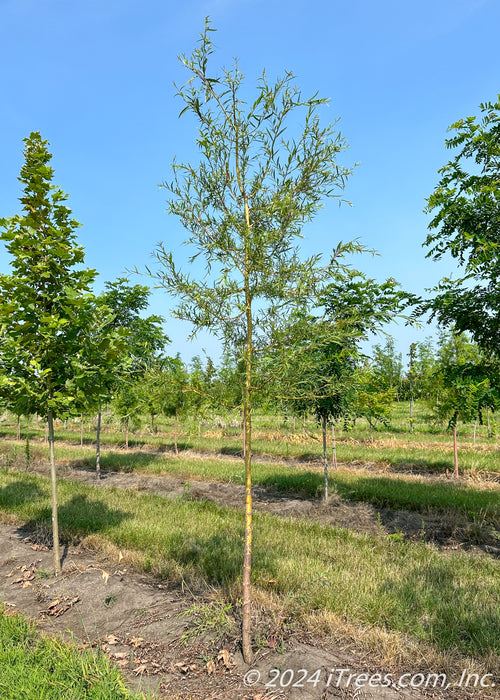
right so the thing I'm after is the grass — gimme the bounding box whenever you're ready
[0,607,149,699]
[1,438,498,523]
[2,401,499,474]
[0,468,498,660]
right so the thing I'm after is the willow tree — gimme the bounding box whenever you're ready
[152,22,354,662]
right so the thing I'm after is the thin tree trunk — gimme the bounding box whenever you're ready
[453,423,459,478]
[322,415,328,502]
[242,201,253,663]
[80,414,84,448]
[96,407,102,480]
[409,393,414,433]
[174,409,179,455]
[292,416,295,432]
[47,410,61,574]
[16,415,21,441]
[473,421,477,447]
[302,414,306,436]
[242,406,246,458]
[242,361,253,662]
[487,408,491,438]
[331,422,338,469]
[126,416,129,449]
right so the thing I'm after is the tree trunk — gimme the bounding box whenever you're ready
[80,414,84,447]
[96,407,102,480]
[331,422,337,469]
[16,415,21,441]
[242,406,246,458]
[174,409,179,455]
[409,393,414,433]
[453,423,459,478]
[487,408,491,438]
[47,410,61,574]
[302,414,306,436]
[473,421,477,447]
[322,415,328,502]
[126,416,129,449]
[242,217,253,663]
[45,421,48,444]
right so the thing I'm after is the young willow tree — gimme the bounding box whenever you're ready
[0,132,98,573]
[152,23,354,662]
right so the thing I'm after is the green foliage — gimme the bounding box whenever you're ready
[354,366,396,431]
[98,278,167,371]
[422,96,500,356]
[151,21,356,351]
[0,132,99,419]
[370,337,403,397]
[439,361,497,430]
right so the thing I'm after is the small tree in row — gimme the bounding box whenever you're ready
[149,21,362,661]
[0,133,114,572]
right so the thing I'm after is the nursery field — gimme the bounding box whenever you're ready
[0,403,498,699]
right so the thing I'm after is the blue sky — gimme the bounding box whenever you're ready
[1,0,499,366]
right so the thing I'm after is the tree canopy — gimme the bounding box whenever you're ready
[422,97,500,356]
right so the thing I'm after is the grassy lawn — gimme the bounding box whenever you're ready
[0,468,498,660]
[2,440,497,523]
[2,400,499,474]
[0,607,148,699]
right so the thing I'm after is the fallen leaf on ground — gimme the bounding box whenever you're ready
[40,596,80,617]
[110,652,128,660]
[133,664,148,675]
[217,649,233,667]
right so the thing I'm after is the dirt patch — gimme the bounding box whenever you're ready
[0,523,495,699]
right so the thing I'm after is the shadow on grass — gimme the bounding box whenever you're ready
[256,468,499,520]
[67,452,162,474]
[0,479,45,508]
[169,524,276,587]
[220,446,244,457]
[17,493,132,542]
[331,474,500,520]
[378,560,500,656]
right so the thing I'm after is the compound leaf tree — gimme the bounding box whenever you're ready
[439,361,497,477]
[150,21,356,662]
[0,132,98,573]
[422,97,500,356]
[86,279,168,475]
